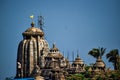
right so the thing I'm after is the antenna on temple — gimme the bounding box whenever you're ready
[38,15,44,31]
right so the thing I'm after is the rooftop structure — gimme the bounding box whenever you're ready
[15,19,106,80]
[93,56,106,71]
[16,22,49,79]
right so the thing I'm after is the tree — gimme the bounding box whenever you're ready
[106,49,120,70]
[88,47,106,59]
[66,74,85,80]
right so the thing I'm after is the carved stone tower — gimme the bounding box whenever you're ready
[16,22,49,78]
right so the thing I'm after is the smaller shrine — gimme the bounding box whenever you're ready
[41,43,66,80]
[93,56,106,71]
[67,54,85,74]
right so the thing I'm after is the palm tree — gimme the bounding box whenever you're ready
[106,49,120,70]
[88,47,106,59]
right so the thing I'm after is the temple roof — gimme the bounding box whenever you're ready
[47,52,63,58]
[93,56,106,68]
[46,43,63,58]
[73,54,84,64]
[22,22,44,36]
[50,43,59,52]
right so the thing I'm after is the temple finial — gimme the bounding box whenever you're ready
[67,51,69,59]
[30,15,35,27]
[53,42,56,48]
[77,50,79,57]
[31,22,35,27]
[72,51,74,61]
[77,53,79,57]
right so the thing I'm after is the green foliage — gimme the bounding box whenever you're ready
[106,49,119,70]
[85,66,90,71]
[106,49,118,62]
[110,73,119,80]
[66,74,85,80]
[66,71,120,80]
[84,71,91,78]
[88,47,106,59]
[66,70,120,80]
[96,76,102,80]
[87,78,92,80]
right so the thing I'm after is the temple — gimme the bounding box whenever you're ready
[15,21,106,80]
[16,22,49,79]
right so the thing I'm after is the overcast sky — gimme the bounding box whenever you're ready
[0,0,120,79]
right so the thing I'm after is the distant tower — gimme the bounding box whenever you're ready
[16,21,49,78]
[72,53,85,73]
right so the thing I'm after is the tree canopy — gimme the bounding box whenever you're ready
[106,49,120,70]
[88,47,106,59]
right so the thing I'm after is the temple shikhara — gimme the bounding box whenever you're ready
[15,20,107,80]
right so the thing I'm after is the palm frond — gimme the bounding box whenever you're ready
[106,52,113,59]
[108,57,116,63]
[88,47,106,59]
[88,50,98,58]
[101,48,106,56]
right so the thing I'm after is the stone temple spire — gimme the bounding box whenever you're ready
[31,22,35,27]
[16,22,49,78]
[50,43,59,52]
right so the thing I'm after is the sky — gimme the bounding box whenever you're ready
[0,0,120,79]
